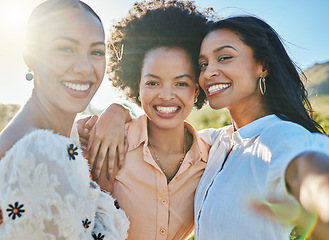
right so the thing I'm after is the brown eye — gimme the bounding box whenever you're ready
[146,81,158,86]
[91,50,105,56]
[199,62,208,71]
[176,82,189,87]
[218,56,232,62]
[57,46,74,53]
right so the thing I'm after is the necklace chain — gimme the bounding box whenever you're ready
[148,127,187,183]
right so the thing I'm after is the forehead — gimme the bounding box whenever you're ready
[41,8,104,42]
[144,47,192,62]
[143,47,194,70]
[141,47,196,80]
[201,29,243,51]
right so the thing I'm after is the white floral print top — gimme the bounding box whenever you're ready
[0,129,129,240]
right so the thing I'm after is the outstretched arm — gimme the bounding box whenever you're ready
[251,152,329,239]
[285,151,329,239]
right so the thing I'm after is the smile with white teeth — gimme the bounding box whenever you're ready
[155,106,179,113]
[62,82,91,91]
[207,83,231,93]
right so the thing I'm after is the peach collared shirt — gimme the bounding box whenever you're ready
[112,115,209,240]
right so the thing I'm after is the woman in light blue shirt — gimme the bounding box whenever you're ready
[195,16,329,239]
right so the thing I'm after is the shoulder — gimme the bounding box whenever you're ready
[0,129,90,188]
[0,126,38,160]
[125,115,147,131]
[185,122,210,153]
[259,119,311,144]
[2,129,79,163]
[125,115,148,151]
[258,118,329,160]
[16,129,72,151]
[198,125,232,146]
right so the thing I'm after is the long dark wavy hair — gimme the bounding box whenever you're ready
[207,16,325,134]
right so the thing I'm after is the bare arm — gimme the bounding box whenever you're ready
[77,103,132,180]
[285,152,329,239]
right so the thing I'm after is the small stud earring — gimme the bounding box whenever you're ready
[25,69,34,81]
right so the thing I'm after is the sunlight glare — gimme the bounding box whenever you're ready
[7,8,22,23]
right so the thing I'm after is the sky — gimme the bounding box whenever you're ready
[0,0,328,111]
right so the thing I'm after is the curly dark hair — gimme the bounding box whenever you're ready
[107,0,215,109]
[207,16,325,133]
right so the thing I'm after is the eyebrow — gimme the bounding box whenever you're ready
[144,73,160,78]
[144,73,193,80]
[199,45,238,59]
[53,37,105,46]
[174,74,193,80]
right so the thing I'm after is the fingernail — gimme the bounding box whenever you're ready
[84,128,89,133]
[81,145,87,150]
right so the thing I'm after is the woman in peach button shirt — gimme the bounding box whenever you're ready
[78,1,214,239]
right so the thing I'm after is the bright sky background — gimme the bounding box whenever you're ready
[0,0,328,111]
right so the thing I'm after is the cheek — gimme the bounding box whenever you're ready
[138,88,151,104]
[187,88,196,98]
[95,63,106,81]
[198,76,206,92]
[181,88,197,104]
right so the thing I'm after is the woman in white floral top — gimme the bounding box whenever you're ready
[0,0,129,239]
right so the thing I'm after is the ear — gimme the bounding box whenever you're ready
[194,84,200,103]
[195,84,200,97]
[23,48,35,71]
[138,79,141,92]
[261,62,269,77]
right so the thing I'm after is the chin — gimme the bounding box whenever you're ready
[65,103,89,115]
[209,103,222,110]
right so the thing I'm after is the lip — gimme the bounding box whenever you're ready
[61,80,94,99]
[205,82,231,97]
[153,104,181,119]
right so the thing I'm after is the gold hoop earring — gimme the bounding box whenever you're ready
[259,77,266,95]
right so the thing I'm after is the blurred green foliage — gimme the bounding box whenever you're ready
[186,105,231,130]
[187,100,328,135]
[0,103,20,131]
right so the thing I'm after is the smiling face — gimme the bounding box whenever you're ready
[198,29,266,113]
[31,8,105,114]
[139,47,199,130]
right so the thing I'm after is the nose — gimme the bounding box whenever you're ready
[73,54,94,76]
[158,84,175,101]
[203,62,219,81]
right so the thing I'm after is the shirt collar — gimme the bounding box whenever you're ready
[126,115,208,164]
[184,121,209,164]
[126,115,149,152]
[232,114,280,144]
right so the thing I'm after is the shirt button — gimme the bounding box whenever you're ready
[160,228,166,235]
[161,199,167,205]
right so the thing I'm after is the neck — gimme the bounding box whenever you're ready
[147,120,186,154]
[228,97,270,131]
[25,90,76,137]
